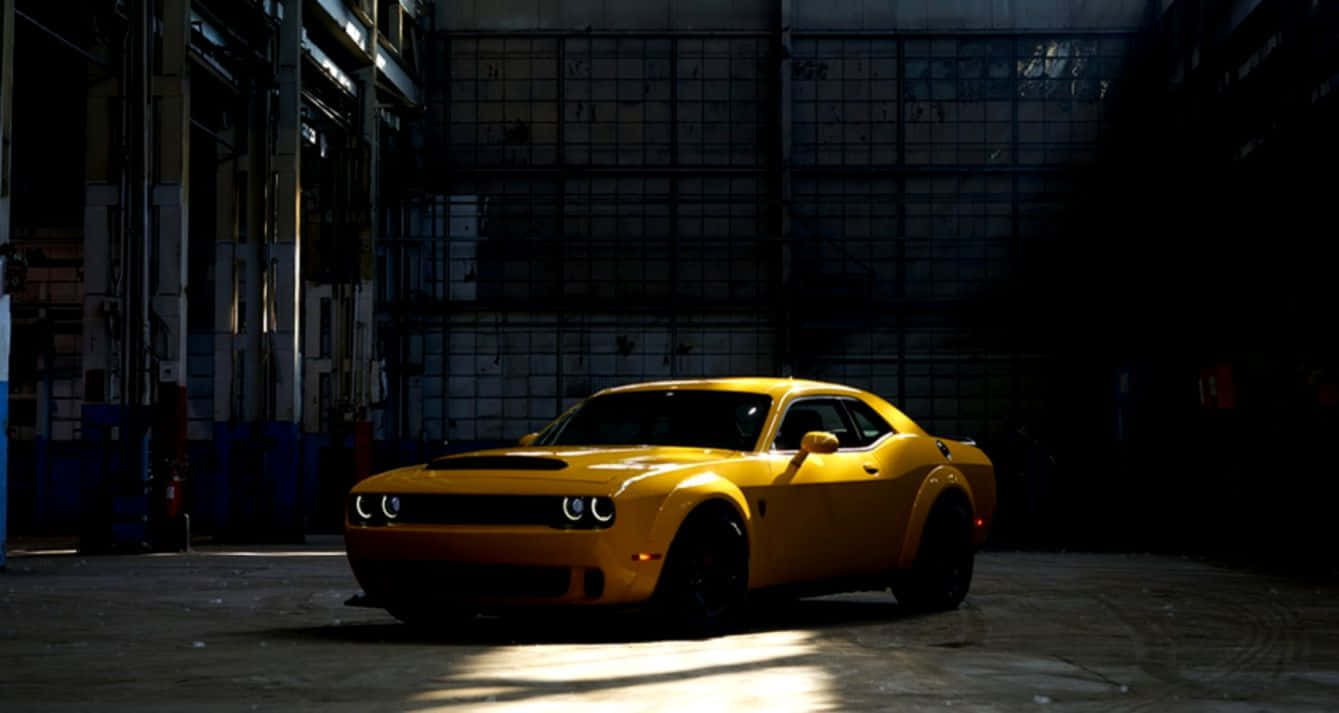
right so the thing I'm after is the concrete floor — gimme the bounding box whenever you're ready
[2,539,1338,712]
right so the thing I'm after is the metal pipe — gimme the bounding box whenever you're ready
[14,8,113,71]
[190,118,235,154]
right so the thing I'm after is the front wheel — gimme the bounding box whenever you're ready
[893,499,975,612]
[656,507,749,636]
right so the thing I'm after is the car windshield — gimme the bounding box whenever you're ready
[539,390,773,451]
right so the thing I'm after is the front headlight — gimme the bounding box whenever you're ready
[556,496,615,528]
[561,496,585,522]
[590,496,614,523]
[353,494,373,521]
[381,495,401,520]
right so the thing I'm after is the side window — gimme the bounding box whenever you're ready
[844,399,895,446]
[773,399,855,450]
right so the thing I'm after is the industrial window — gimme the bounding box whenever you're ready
[791,176,900,302]
[447,35,768,168]
[903,38,1014,166]
[675,37,769,166]
[448,37,560,166]
[563,37,673,166]
[904,175,1011,301]
[1016,38,1127,165]
[791,38,900,166]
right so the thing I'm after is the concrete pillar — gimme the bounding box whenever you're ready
[209,114,237,535]
[147,0,190,548]
[82,73,122,409]
[79,59,124,550]
[206,65,269,541]
[0,0,13,569]
[267,0,303,538]
[353,62,379,481]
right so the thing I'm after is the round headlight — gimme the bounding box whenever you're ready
[561,496,585,522]
[353,494,373,521]
[590,497,614,523]
[382,495,401,519]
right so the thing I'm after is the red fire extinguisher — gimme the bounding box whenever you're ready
[164,472,185,520]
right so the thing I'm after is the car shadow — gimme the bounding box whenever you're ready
[258,594,920,646]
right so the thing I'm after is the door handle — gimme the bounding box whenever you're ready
[863,463,879,475]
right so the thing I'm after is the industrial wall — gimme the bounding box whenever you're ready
[1,0,1152,546]
[371,0,1145,464]
[13,0,1331,557]
[4,0,427,543]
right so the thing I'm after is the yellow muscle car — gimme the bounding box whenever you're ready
[345,378,995,631]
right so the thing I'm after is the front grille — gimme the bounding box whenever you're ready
[349,494,614,529]
[398,495,557,526]
[363,561,571,599]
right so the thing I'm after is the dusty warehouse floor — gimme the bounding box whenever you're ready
[2,542,1338,712]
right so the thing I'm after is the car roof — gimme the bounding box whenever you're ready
[591,377,928,436]
[593,377,866,401]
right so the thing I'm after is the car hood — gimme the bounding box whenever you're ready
[366,446,747,491]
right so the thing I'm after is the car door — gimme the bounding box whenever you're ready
[756,397,874,584]
[822,397,913,573]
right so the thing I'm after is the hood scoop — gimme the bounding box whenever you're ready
[428,455,568,472]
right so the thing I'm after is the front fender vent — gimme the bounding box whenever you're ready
[427,455,568,471]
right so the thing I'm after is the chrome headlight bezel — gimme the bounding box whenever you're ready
[353,494,374,522]
[561,496,586,522]
[381,494,401,520]
[590,496,614,523]
[555,496,615,529]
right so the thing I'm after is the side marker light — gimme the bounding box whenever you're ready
[632,553,663,561]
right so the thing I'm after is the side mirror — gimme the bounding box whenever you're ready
[800,431,839,454]
[518,432,539,446]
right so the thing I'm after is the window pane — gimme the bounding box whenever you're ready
[546,390,771,451]
[846,399,894,444]
[775,400,853,450]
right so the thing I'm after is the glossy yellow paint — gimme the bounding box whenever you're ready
[344,377,995,607]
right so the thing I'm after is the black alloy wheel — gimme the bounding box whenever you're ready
[658,508,749,635]
[893,498,975,612]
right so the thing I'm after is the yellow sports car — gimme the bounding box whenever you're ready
[345,378,995,630]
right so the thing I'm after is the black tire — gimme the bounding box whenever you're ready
[893,498,975,612]
[656,506,749,636]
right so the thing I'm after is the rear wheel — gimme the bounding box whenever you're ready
[656,507,749,635]
[893,498,975,612]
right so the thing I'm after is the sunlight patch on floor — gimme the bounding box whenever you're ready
[409,630,836,712]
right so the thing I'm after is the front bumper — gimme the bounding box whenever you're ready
[344,522,665,607]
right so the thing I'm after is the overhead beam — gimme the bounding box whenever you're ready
[374,46,419,104]
[14,8,111,70]
[309,0,419,104]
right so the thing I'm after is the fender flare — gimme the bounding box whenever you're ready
[897,465,977,569]
[646,472,754,556]
[620,473,753,601]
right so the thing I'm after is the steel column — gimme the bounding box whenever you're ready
[268,0,303,538]
[350,1,380,481]
[146,0,192,549]
[0,0,11,568]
